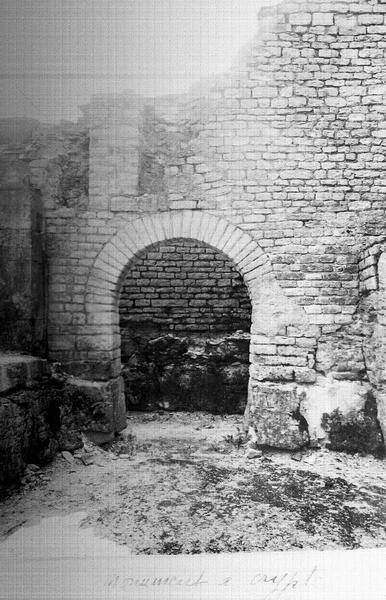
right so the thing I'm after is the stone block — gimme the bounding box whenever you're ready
[251,344,277,355]
[66,376,126,434]
[312,13,334,26]
[76,334,117,352]
[246,383,309,450]
[325,97,347,108]
[110,196,138,212]
[59,358,121,381]
[335,14,357,30]
[298,375,371,445]
[251,365,295,382]
[289,13,311,26]
[0,355,48,394]
[368,85,386,96]
[169,200,198,210]
[367,25,386,34]
[294,368,317,384]
[358,14,384,25]
[252,86,278,98]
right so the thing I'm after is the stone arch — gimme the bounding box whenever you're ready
[81,210,306,434]
[84,210,274,352]
[87,210,272,302]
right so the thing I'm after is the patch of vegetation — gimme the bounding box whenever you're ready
[222,429,248,449]
[108,433,137,457]
[291,406,310,435]
[321,394,384,457]
[207,428,247,453]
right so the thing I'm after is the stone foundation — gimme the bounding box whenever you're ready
[0,354,55,491]
[122,332,250,414]
[0,354,127,491]
[64,376,126,434]
[246,375,383,453]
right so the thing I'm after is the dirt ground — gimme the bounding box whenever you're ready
[0,411,385,554]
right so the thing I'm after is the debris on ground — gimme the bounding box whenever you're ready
[0,411,385,555]
[245,448,262,460]
[61,451,75,464]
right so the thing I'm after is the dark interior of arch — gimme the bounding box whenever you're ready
[119,237,252,414]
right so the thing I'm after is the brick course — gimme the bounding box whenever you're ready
[119,238,251,337]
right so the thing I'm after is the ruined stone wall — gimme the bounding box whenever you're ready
[0,119,46,354]
[177,0,386,385]
[20,120,90,361]
[4,0,385,448]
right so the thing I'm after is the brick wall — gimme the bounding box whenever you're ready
[119,238,251,338]
[6,0,386,445]
[40,0,386,379]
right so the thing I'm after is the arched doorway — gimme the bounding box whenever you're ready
[119,237,252,413]
[83,210,274,431]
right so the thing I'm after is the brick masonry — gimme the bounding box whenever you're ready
[1,0,386,449]
[119,238,251,337]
